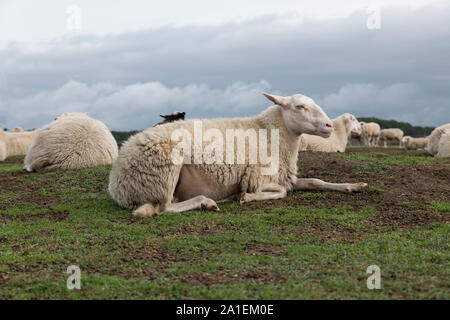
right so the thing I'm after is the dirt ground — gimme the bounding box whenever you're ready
[240,147,450,229]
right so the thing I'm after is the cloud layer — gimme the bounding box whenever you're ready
[1,3,449,130]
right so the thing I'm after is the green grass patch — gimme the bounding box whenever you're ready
[0,153,448,299]
[429,201,450,213]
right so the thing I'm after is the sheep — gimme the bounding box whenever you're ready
[360,122,380,147]
[109,93,368,217]
[436,129,450,158]
[13,127,24,132]
[379,128,404,147]
[299,113,361,153]
[155,111,186,126]
[24,112,118,172]
[0,127,36,161]
[0,129,6,161]
[402,136,428,150]
[427,123,450,156]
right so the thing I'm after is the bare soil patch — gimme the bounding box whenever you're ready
[293,148,450,228]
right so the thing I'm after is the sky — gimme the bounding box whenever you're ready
[0,0,449,130]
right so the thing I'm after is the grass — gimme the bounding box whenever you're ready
[0,152,449,300]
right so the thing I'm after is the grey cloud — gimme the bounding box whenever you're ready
[1,4,450,129]
[0,80,274,130]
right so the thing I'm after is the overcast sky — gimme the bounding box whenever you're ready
[0,0,449,130]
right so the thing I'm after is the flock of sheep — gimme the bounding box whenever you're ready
[0,92,449,217]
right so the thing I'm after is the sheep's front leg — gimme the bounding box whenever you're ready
[294,178,367,193]
[133,196,219,217]
[165,196,220,213]
[240,183,287,203]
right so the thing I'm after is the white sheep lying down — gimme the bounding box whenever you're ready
[428,123,450,156]
[109,93,368,217]
[24,112,118,172]
[0,127,36,161]
[299,113,361,153]
[402,136,428,150]
[436,130,450,158]
[379,128,404,147]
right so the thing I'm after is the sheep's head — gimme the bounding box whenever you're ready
[342,113,362,136]
[263,93,333,138]
[402,136,411,146]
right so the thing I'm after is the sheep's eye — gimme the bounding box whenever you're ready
[296,105,306,110]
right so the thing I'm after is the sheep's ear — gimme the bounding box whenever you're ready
[263,93,290,108]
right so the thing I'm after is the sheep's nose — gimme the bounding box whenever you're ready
[326,122,333,129]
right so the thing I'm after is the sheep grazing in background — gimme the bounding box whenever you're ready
[155,111,186,126]
[436,130,450,158]
[13,127,24,132]
[348,131,363,146]
[0,126,36,161]
[109,93,368,217]
[379,128,404,147]
[360,122,381,147]
[24,112,118,172]
[402,136,428,150]
[299,113,361,153]
[428,123,450,156]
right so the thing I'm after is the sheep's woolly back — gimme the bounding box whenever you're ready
[0,128,35,160]
[5,131,36,156]
[24,113,118,172]
[403,136,428,150]
[362,122,380,136]
[109,105,300,209]
[379,128,403,140]
[299,113,357,152]
[428,123,450,156]
[436,130,450,158]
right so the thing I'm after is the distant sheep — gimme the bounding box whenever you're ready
[299,113,361,153]
[402,136,428,150]
[428,123,450,156]
[360,122,381,147]
[109,93,367,217]
[0,131,6,161]
[379,128,404,147]
[436,130,450,158]
[155,112,186,126]
[13,127,24,132]
[0,127,36,161]
[24,112,118,172]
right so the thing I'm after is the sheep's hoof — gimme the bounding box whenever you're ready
[347,182,368,193]
[239,193,252,204]
[133,204,159,217]
[200,198,220,211]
